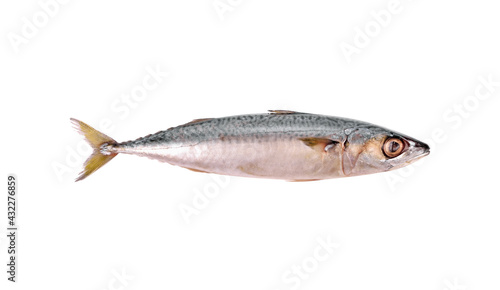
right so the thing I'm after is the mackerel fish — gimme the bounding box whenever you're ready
[71,110,430,182]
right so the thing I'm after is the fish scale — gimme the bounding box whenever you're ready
[125,113,371,146]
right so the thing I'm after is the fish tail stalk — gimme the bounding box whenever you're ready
[70,118,118,181]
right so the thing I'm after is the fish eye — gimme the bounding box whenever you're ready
[383,137,405,158]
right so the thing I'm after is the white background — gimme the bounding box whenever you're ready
[1,1,500,289]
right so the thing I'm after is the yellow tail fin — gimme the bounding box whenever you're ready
[70,118,118,181]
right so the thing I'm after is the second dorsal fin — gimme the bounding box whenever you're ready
[268,110,300,115]
[181,118,213,126]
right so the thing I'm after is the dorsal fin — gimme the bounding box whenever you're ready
[181,118,213,126]
[268,110,300,115]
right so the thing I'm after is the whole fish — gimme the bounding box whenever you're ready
[71,110,429,181]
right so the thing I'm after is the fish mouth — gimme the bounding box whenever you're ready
[405,141,430,164]
[414,140,430,154]
[415,141,430,158]
[419,149,430,158]
[404,137,430,158]
[407,150,429,164]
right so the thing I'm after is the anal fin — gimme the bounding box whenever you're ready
[183,167,210,174]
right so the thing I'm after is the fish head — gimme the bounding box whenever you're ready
[341,127,430,177]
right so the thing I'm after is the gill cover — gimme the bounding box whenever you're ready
[341,128,373,176]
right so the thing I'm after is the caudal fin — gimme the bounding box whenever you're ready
[70,118,118,181]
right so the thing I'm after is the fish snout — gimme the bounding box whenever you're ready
[414,140,430,156]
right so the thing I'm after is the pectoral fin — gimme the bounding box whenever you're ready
[299,137,339,153]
